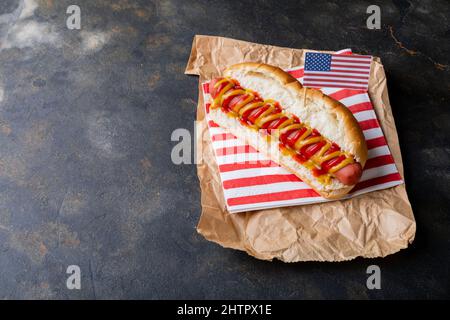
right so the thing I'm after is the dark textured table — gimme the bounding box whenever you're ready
[0,0,448,299]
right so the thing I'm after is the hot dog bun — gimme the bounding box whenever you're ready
[208,62,368,199]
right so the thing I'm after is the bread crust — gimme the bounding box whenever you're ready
[211,62,368,198]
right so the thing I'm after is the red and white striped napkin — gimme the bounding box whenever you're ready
[203,49,403,213]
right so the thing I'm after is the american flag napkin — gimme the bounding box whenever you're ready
[203,49,403,213]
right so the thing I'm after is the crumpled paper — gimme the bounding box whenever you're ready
[185,35,416,262]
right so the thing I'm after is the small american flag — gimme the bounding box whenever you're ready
[304,52,372,90]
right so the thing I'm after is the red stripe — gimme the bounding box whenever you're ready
[331,63,370,70]
[287,68,304,78]
[358,119,380,130]
[205,102,211,114]
[219,161,279,172]
[223,174,300,189]
[211,133,236,141]
[304,83,368,90]
[304,78,369,85]
[352,173,402,193]
[348,102,373,113]
[305,73,369,80]
[364,155,395,170]
[332,58,372,64]
[327,89,366,101]
[216,145,257,156]
[208,120,219,127]
[227,188,320,206]
[366,136,387,149]
[203,82,210,94]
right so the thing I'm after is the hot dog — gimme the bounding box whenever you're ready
[207,63,368,199]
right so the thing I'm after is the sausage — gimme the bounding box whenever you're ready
[333,162,363,186]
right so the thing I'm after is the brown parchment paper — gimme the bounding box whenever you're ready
[185,35,416,262]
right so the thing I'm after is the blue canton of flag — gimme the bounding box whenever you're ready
[305,53,332,71]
